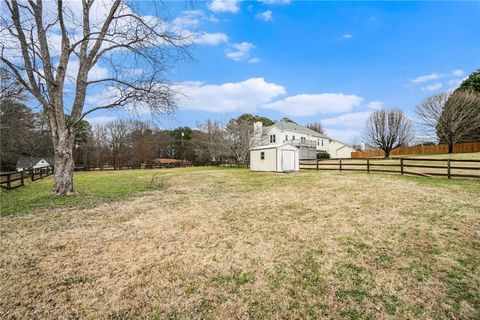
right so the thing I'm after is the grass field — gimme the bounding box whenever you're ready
[1,167,479,319]
[301,152,480,177]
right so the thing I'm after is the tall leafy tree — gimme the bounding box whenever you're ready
[458,69,480,93]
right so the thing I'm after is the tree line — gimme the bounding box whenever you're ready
[364,69,480,157]
[0,101,282,171]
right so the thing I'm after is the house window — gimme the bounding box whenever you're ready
[260,152,265,160]
[270,135,276,143]
[317,139,320,146]
[321,139,324,146]
[292,135,295,140]
[285,135,288,141]
[301,137,306,142]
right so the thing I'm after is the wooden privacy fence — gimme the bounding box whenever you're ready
[0,165,54,190]
[352,141,480,158]
[300,158,480,179]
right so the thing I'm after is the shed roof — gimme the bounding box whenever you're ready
[16,156,53,168]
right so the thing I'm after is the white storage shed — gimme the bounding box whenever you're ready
[250,144,299,172]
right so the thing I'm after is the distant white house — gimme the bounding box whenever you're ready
[328,139,357,159]
[250,144,299,172]
[16,156,53,171]
[252,120,355,160]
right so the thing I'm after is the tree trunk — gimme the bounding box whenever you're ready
[384,149,390,158]
[52,133,75,195]
[448,143,453,154]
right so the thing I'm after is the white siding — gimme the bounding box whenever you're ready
[250,145,299,172]
[328,140,355,158]
[250,148,277,171]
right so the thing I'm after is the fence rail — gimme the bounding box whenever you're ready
[0,165,54,190]
[300,158,480,179]
[352,141,480,158]
[74,163,188,171]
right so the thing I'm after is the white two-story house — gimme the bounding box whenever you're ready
[252,120,355,159]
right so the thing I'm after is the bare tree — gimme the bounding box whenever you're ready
[105,120,130,169]
[365,109,414,158]
[194,119,225,163]
[306,122,326,135]
[0,0,187,194]
[416,90,480,153]
[415,92,450,143]
[438,90,480,152]
[224,118,253,165]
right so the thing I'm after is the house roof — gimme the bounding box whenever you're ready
[16,156,53,168]
[266,121,328,138]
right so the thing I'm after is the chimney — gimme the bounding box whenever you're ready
[253,121,263,146]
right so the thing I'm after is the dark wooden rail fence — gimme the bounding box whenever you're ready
[0,165,54,190]
[300,158,480,179]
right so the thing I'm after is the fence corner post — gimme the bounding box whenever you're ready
[400,158,404,175]
[367,159,370,173]
[339,158,342,172]
[447,159,451,179]
[316,159,319,171]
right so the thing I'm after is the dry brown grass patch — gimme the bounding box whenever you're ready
[1,169,479,319]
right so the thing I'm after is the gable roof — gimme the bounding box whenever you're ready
[16,156,53,168]
[267,121,328,138]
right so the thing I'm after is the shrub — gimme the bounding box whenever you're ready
[317,151,330,159]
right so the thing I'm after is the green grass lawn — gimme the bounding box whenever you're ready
[0,167,217,216]
[397,152,480,160]
[1,168,479,319]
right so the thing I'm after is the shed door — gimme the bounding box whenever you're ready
[282,150,295,171]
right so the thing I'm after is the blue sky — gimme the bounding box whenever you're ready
[86,0,480,143]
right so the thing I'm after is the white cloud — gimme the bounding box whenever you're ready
[367,101,383,110]
[448,78,464,87]
[452,69,465,77]
[324,128,361,144]
[339,33,353,40]
[85,115,117,125]
[208,0,240,13]
[193,32,228,45]
[173,11,202,29]
[322,111,372,128]
[262,93,364,117]
[256,10,273,21]
[409,73,440,84]
[66,60,109,83]
[176,78,286,112]
[85,86,122,107]
[421,82,443,92]
[225,42,255,61]
[258,0,291,4]
[249,57,261,64]
[173,10,219,30]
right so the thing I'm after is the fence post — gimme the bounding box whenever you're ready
[21,170,24,187]
[400,158,404,175]
[316,159,319,171]
[40,168,43,179]
[339,159,342,172]
[447,159,451,179]
[367,159,370,173]
[31,169,34,181]
[7,173,11,189]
